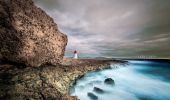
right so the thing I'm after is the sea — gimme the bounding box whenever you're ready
[69,60,170,100]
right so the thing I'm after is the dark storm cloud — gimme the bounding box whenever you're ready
[33,0,170,58]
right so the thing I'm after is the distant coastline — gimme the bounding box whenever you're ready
[120,58,170,63]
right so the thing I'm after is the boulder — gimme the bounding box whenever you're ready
[104,78,115,85]
[0,0,67,67]
[93,87,104,94]
[87,92,98,100]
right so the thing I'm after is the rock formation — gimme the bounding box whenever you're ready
[93,87,104,94]
[0,58,115,100]
[104,78,115,85]
[87,92,98,100]
[0,0,67,67]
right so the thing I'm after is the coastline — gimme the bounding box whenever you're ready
[70,59,170,100]
[0,58,126,100]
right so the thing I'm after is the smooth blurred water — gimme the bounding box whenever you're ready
[69,60,170,100]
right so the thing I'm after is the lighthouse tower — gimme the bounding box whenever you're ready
[73,50,78,59]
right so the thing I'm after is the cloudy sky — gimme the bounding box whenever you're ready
[33,0,170,58]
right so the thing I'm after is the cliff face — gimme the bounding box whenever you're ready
[0,0,67,67]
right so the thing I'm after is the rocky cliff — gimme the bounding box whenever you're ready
[0,0,67,67]
[0,59,123,100]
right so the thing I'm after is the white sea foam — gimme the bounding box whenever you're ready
[70,61,170,100]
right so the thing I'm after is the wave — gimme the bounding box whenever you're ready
[70,61,170,100]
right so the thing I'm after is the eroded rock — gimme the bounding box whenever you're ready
[0,0,67,67]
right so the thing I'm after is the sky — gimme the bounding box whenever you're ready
[33,0,170,58]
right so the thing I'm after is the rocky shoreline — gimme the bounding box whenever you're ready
[0,0,127,99]
[0,58,126,100]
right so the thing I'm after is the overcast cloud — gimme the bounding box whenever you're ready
[33,0,170,58]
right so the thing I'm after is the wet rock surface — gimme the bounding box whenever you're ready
[93,87,104,94]
[87,92,98,100]
[0,0,67,67]
[104,78,115,85]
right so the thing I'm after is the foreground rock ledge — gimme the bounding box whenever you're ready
[0,58,125,100]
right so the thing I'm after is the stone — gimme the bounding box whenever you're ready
[0,0,67,67]
[87,92,98,100]
[104,78,115,85]
[93,87,104,94]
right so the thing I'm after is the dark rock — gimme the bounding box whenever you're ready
[93,87,104,94]
[0,0,67,67]
[104,78,115,85]
[87,92,98,100]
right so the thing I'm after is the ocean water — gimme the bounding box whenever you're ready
[69,60,170,100]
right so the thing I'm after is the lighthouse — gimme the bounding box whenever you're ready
[73,50,78,59]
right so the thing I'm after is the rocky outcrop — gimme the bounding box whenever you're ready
[0,58,121,100]
[93,87,104,94]
[104,78,115,85]
[0,0,67,67]
[87,92,98,100]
